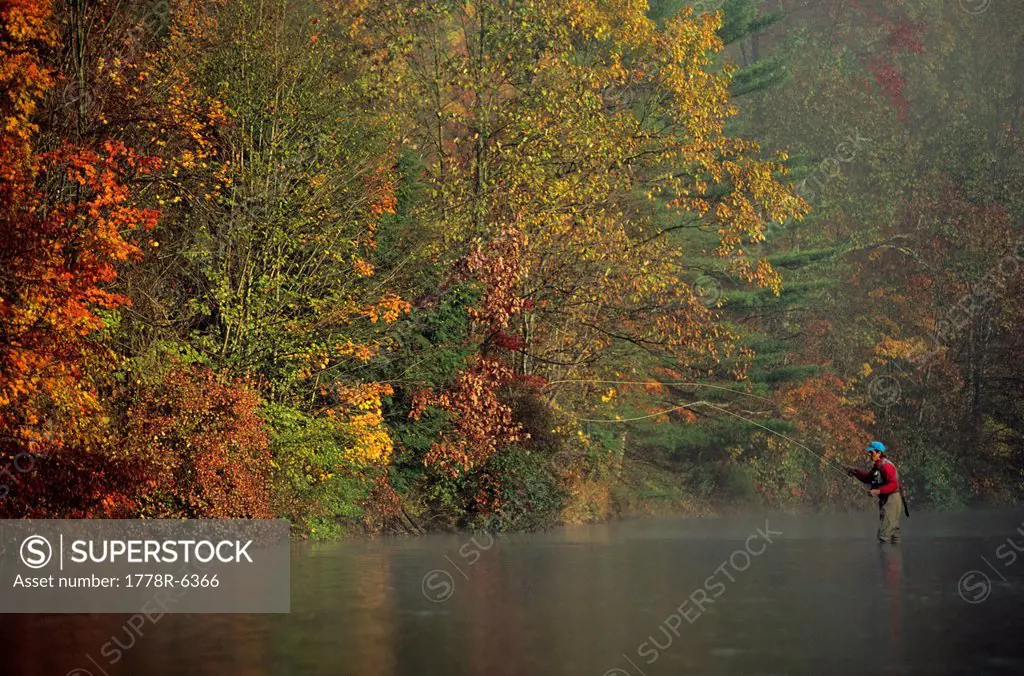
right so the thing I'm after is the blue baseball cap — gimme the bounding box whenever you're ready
[865,441,886,453]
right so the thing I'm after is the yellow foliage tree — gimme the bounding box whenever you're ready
[400,0,807,407]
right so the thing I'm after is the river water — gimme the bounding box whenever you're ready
[4,509,1024,676]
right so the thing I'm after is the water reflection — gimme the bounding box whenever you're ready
[880,544,903,637]
[1,511,1022,676]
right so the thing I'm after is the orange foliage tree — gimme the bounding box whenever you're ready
[1,1,159,460]
[123,366,272,518]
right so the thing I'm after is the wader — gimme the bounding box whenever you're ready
[878,492,902,544]
[869,458,903,544]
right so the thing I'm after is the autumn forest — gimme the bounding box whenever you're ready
[1,0,1022,535]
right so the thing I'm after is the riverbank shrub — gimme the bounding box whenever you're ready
[468,447,567,531]
[123,366,272,518]
[900,440,969,511]
[264,404,371,537]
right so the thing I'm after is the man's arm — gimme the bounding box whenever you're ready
[846,467,871,483]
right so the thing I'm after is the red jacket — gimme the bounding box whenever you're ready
[854,458,900,495]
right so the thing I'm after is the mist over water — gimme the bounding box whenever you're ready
[4,509,1023,676]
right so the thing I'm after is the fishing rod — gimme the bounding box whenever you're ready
[544,378,871,490]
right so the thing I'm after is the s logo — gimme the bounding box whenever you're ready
[20,535,52,569]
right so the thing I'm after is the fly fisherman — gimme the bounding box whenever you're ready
[845,441,907,544]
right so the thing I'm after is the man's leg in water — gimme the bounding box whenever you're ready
[879,493,902,544]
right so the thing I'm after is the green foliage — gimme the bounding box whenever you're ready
[730,55,788,97]
[713,462,760,503]
[472,449,568,532]
[263,403,368,537]
[901,442,969,511]
[680,463,719,500]
[722,279,835,310]
[747,443,809,507]
[118,340,211,386]
[388,285,480,388]
[134,0,406,408]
